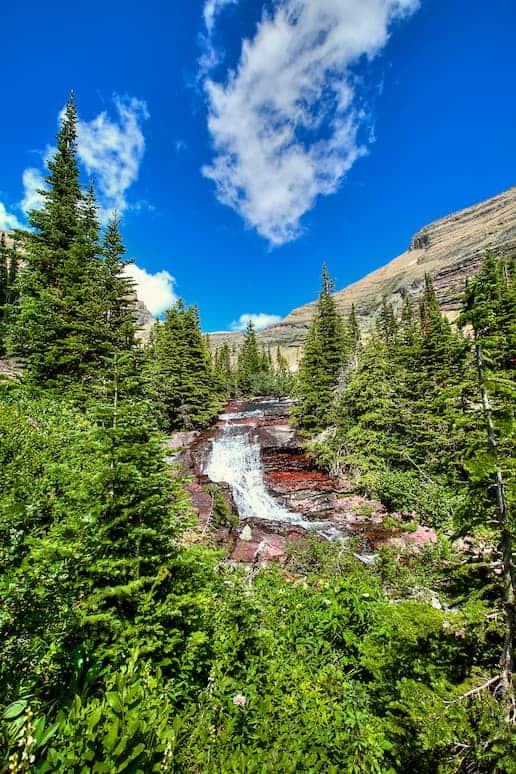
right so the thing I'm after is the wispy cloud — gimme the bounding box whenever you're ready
[202,0,419,246]
[20,95,149,223]
[20,168,46,215]
[124,263,177,317]
[198,0,239,80]
[231,312,282,332]
[0,201,23,230]
[203,0,238,35]
[76,96,149,220]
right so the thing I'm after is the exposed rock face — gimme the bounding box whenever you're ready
[209,187,516,367]
[135,300,155,342]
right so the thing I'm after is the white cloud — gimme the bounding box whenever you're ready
[76,96,149,220]
[0,201,23,230]
[124,263,177,318]
[198,0,239,81]
[202,0,419,245]
[21,167,46,214]
[203,0,238,35]
[231,312,282,332]
[20,96,149,223]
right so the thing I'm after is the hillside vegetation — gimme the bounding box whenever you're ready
[1,95,514,773]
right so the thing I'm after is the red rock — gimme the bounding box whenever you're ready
[231,540,260,563]
[229,529,290,565]
[386,525,438,551]
[185,481,213,526]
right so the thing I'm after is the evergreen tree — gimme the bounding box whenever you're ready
[337,334,404,469]
[458,253,515,697]
[275,346,293,394]
[293,322,334,431]
[8,95,105,392]
[237,321,262,395]
[179,305,217,429]
[347,304,361,354]
[144,301,218,430]
[409,274,468,467]
[213,342,235,398]
[317,263,348,381]
[30,94,83,280]
[98,216,137,352]
[293,265,347,430]
[0,233,18,355]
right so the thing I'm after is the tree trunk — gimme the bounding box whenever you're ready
[475,339,514,699]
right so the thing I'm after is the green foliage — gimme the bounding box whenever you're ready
[213,341,237,398]
[293,264,348,431]
[0,232,19,355]
[1,96,514,772]
[6,97,139,400]
[144,300,219,431]
[234,321,294,397]
[206,485,238,528]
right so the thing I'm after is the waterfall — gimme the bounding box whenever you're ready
[205,426,307,527]
[204,407,347,541]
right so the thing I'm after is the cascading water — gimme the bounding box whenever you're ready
[205,426,309,527]
[204,402,347,540]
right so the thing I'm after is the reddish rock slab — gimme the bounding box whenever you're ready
[385,525,438,551]
[185,481,213,527]
[228,416,288,427]
[229,527,303,565]
[257,425,299,447]
[266,469,339,492]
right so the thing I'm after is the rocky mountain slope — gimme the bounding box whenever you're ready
[209,186,516,366]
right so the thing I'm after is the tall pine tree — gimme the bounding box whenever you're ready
[8,95,104,391]
[293,265,347,431]
[459,252,515,697]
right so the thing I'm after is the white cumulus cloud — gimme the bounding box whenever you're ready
[21,167,46,215]
[0,201,23,230]
[202,0,419,246]
[124,263,177,318]
[231,312,282,332]
[76,96,149,220]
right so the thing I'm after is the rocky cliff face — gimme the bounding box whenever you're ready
[135,300,155,341]
[209,187,516,367]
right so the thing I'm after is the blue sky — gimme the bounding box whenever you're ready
[1,0,515,331]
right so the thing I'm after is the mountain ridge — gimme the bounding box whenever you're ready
[209,186,516,366]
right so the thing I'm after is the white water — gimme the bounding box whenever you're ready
[204,412,347,541]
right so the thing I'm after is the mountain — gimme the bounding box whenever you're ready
[209,187,516,367]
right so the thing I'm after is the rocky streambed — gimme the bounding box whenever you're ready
[165,399,437,565]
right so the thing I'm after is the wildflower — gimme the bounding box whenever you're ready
[232,694,246,707]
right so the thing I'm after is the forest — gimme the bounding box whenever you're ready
[0,95,514,773]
